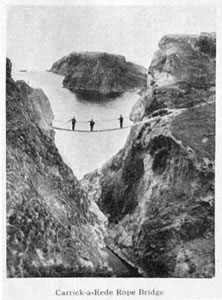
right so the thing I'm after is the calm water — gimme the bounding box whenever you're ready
[13,71,139,179]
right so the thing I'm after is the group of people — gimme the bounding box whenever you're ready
[71,115,124,131]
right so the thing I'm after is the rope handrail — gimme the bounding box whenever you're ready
[54,115,129,124]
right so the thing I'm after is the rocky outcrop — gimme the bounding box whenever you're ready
[6,58,111,277]
[131,33,215,121]
[50,52,147,99]
[82,33,215,277]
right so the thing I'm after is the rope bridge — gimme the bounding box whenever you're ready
[54,115,129,124]
[53,118,153,133]
[53,115,131,132]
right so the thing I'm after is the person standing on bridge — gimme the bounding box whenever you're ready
[119,114,123,128]
[89,119,95,132]
[71,117,76,131]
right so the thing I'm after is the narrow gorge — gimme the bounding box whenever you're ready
[6,32,215,278]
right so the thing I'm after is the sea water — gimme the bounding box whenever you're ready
[13,71,140,179]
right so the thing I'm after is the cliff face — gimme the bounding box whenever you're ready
[6,58,111,277]
[82,33,215,277]
[50,52,147,98]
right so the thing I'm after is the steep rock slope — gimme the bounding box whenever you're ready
[82,33,215,277]
[50,52,147,98]
[6,58,111,277]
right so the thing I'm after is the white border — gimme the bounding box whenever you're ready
[1,0,222,299]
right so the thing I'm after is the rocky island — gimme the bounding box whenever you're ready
[82,32,216,277]
[49,52,147,99]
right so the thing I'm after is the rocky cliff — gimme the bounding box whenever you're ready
[82,33,215,277]
[6,58,111,277]
[50,52,147,98]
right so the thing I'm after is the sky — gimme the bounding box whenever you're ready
[6,5,216,71]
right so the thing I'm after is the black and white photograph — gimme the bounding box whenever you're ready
[2,0,222,299]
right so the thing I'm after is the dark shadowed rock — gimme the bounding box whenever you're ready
[6,57,12,79]
[82,33,215,278]
[50,52,147,99]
